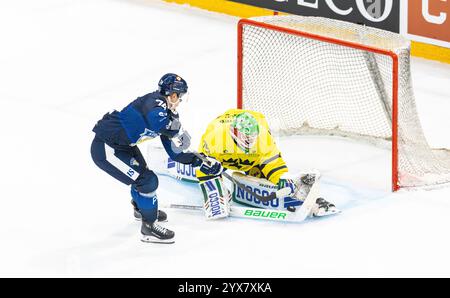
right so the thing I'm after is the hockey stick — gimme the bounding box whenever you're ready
[191,151,291,202]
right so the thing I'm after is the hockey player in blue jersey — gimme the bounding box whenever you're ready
[90,73,215,244]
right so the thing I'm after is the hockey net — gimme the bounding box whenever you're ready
[238,15,450,191]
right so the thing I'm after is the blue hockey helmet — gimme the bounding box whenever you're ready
[158,73,188,97]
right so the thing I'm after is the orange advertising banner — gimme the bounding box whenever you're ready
[408,0,449,43]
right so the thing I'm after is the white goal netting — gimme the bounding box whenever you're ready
[239,15,450,190]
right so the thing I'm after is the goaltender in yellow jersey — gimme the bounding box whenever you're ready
[194,108,339,220]
[196,108,287,184]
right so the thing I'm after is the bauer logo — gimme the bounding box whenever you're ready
[408,0,450,44]
[244,209,287,219]
[235,185,279,208]
[228,0,400,32]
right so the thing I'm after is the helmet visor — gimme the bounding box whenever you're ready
[178,91,189,103]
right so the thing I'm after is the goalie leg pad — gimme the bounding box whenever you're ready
[199,176,231,220]
[232,172,285,210]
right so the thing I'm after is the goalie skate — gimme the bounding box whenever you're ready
[311,198,340,217]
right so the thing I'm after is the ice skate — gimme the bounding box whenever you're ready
[141,220,175,244]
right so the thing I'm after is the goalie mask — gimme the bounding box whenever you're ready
[230,112,259,153]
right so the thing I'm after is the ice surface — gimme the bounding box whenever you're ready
[0,0,449,277]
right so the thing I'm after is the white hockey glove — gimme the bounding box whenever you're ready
[171,128,191,151]
[199,156,223,176]
[167,116,182,131]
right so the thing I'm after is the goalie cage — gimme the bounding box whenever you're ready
[237,15,450,191]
